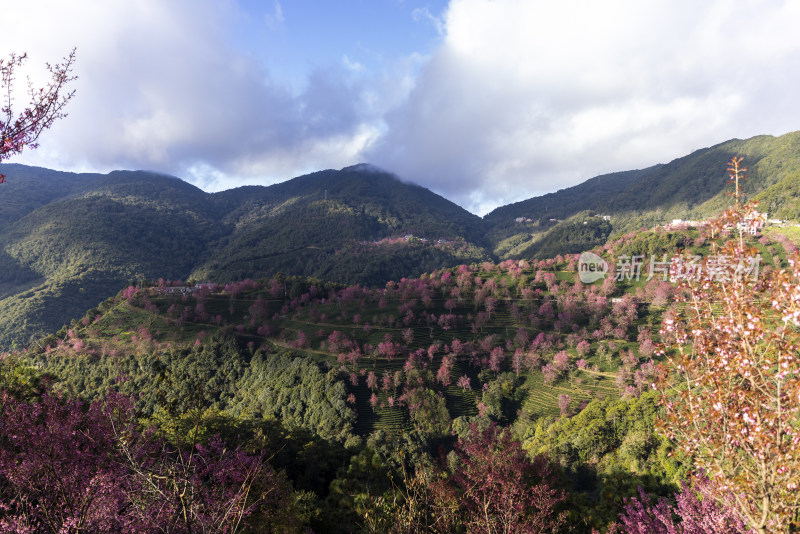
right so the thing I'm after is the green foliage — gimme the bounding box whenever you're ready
[405,387,451,436]
[520,391,687,532]
[0,164,493,350]
[486,131,800,251]
[479,372,525,424]
[516,212,612,259]
[230,351,357,442]
[614,229,692,258]
[324,447,394,533]
[0,352,42,399]
[31,335,357,446]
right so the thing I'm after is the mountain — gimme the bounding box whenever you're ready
[0,163,490,349]
[484,131,800,258]
[3,130,800,348]
[193,164,491,284]
[20,216,794,532]
[6,134,800,532]
[0,166,223,349]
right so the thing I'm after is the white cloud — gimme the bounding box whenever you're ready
[2,0,376,188]
[4,0,800,215]
[412,6,445,36]
[366,0,800,214]
[342,55,365,73]
[265,1,285,28]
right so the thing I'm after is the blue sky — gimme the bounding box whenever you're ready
[4,1,800,214]
[231,1,447,87]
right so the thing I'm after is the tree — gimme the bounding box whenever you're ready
[0,391,137,532]
[512,348,523,376]
[489,346,505,373]
[612,473,752,534]
[1,49,76,183]
[658,197,800,533]
[436,355,453,387]
[727,156,747,206]
[113,424,275,533]
[558,393,571,416]
[457,375,472,391]
[0,390,289,533]
[361,456,461,534]
[367,370,378,390]
[451,422,567,533]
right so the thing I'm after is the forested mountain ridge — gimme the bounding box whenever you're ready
[211,164,487,243]
[2,130,800,348]
[485,131,800,257]
[193,164,491,284]
[0,163,490,349]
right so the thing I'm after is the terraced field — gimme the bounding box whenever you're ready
[30,256,685,440]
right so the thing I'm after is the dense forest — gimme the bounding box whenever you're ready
[0,164,491,349]
[2,186,797,531]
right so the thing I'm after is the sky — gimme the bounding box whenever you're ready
[3,0,800,215]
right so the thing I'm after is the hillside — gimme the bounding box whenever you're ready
[15,217,793,532]
[7,189,799,532]
[19,246,668,532]
[0,163,490,349]
[0,168,221,350]
[3,131,800,349]
[485,131,800,258]
[192,164,491,284]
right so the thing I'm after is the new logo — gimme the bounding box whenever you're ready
[578,252,608,283]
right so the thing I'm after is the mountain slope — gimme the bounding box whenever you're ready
[193,165,491,284]
[485,131,800,258]
[0,164,490,349]
[0,168,223,348]
[213,165,487,243]
[3,130,800,348]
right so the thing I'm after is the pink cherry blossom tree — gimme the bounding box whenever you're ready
[1,50,76,184]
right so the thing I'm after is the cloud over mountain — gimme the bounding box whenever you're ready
[366,0,800,213]
[5,0,800,214]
